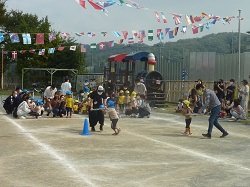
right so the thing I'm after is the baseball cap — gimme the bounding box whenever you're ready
[242,79,248,84]
[98,85,104,92]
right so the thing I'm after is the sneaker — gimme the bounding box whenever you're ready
[220,131,229,138]
[112,132,118,135]
[19,116,26,119]
[202,133,211,139]
[100,125,103,131]
[91,127,96,132]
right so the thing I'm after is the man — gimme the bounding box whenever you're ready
[134,79,147,96]
[196,84,228,139]
[89,85,107,132]
[104,79,116,96]
[43,84,57,116]
[238,79,249,117]
[226,79,236,103]
[214,79,225,103]
[61,77,72,96]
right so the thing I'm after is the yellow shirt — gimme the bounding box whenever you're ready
[66,97,74,108]
[118,95,125,104]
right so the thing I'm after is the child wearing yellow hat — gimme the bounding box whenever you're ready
[182,100,193,135]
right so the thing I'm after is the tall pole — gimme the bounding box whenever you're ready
[1,48,3,89]
[238,9,241,84]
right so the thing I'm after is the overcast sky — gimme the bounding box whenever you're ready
[5,0,250,45]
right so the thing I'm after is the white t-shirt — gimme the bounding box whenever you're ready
[44,86,57,99]
[61,81,72,95]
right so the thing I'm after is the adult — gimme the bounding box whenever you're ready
[43,84,57,116]
[12,89,29,118]
[226,79,236,103]
[230,99,246,121]
[51,95,61,117]
[214,79,225,103]
[104,79,116,96]
[188,88,202,113]
[134,78,147,96]
[196,84,228,139]
[17,95,33,119]
[238,79,249,117]
[89,85,107,132]
[61,77,72,96]
[3,90,17,114]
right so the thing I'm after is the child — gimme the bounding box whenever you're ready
[58,95,66,117]
[65,91,74,118]
[176,99,183,113]
[124,90,131,109]
[118,90,125,115]
[73,100,80,114]
[181,100,193,135]
[131,91,138,117]
[219,107,227,119]
[138,95,151,118]
[106,93,121,135]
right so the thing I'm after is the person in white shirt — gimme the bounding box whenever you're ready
[238,79,249,117]
[43,84,57,115]
[61,77,72,96]
[17,95,33,119]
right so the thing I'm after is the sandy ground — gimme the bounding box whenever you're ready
[0,107,250,187]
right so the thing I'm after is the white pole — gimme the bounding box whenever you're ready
[238,9,241,85]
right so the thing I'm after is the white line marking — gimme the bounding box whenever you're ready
[3,115,97,187]
[126,131,250,172]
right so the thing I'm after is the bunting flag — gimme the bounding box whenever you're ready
[22,33,31,44]
[128,0,141,9]
[12,51,17,59]
[48,48,55,54]
[168,31,174,39]
[38,49,45,55]
[148,30,153,41]
[75,32,84,36]
[138,30,146,40]
[118,39,124,44]
[101,32,107,36]
[190,15,195,23]
[154,10,160,22]
[200,25,204,32]
[128,37,134,44]
[87,0,103,10]
[181,26,187,34]
[201,12,209,18]
[194,16,202,22]
[161,12,167,23]
[61,32,69,39]
[36,33,44,44]
[58,46,65,51]
[206,22,211,29]
[122,31,128,39]
[81,44,86,52]
[70,46,77,51]
[87,32,96,37]
[9,33,20,43]
[170,13,182,25]
[20,50,26,54]
[192,26,199,34]
[132,30,138,38]
[211,19,217,24]
[3,51,8,55]
[113,31,121,37]
[185,15,192,25]
[99,42,106,50]
[48,33,56,42]
[173,27,179,36]
[90,43,97,50]
[75,0,86,9]
[0,33,4,42]
[29,49,35,53]
[158,32,164,41]
[108,40,114,47]
[156,29,162,37]
[165,28,170,35]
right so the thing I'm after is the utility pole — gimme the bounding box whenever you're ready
[238,9,242,85]
[1,46,4,89]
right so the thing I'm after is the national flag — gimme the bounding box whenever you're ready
[38,49,45,55]
[36,33,44,44]
[154,10,160,22]
[70,46,77,51]
[75,0,86,9]
[185,15,192,25]
[58,46,65,51]
[161,12,167,23]
[9,33,20,43]
[211,19,217,24]
[22,33,31,44]
[87,0,103,10]
[108,40,114,47]
[12,51,17,59]
[101,32,107,36]
[87,32,96,37]
[113,31,121,37]
[168,31,174,39]
[122,31,128,39]
[61,32,69,40]
[194,16,202,22]
[119,0,125,4]
[132,30,138,38]
[158,32,164,41]
[20,50,26,54]
[206,22,211,29]
[90,43,97,50]
[200,25,204,32]
[0,33,4,42]
[128,0,141,9]
[48,33,56,42]
[99,42,106,50]
[201,12,209,18]
[165,28,170,35]
[118,39,124,44]
[190,15,195,23]
[128,37,134,44]
[75,32,84,36]
[181,26,187,34]
[156,29,162,37]
[3,51,8,55]
[48,48,55,54]
[80,44,86,52]
[173,27,179,36]
[192,26,199,34]
[148,30,153,41]
[29,49,36,53]
[173,16,181,25]
[138,30,146,40]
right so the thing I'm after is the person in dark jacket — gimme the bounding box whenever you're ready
[3,90,18,114]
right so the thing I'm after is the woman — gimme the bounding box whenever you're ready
[230,99,246,121]
[17,95,32,119]
[189,88,202,113]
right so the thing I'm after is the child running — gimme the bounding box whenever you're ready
[182,100,193,136]
[65,91,74,118]
[106,93,121,135]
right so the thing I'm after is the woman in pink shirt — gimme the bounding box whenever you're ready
[230,99,246,121]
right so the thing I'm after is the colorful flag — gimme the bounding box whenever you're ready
[200,25,204,32]
[29,49,36,53]
[75,0,86,9]
[206,22,211,29]
[113,31,121,37]
[165,28,170,35]
[185,15,192,25]
[9,33,20,43]
[58,46,65,51]
[173,15,181,25]
[128,37,134,44]
[154,10,160,22]
[156,29,162,37]
[173,27,179,36]
[148,30,153,41]
[87,0,103,10]
[99,42,106,50]
[201,12,209,18]
[192,26,199,34]
[181,26,187,34]
[48,33,56,42]
[48,48,55,54]
[70,46,77,51]
[132,30,138,38]
[168,31,174,39]
[81,45,86,52]
[118,39,124,44]
[75,32,84,36]
[87,32,96,37]
[211,19,217,24]
[38,49,45,55]
[36,33,44,44]
[158,32,164,41]
[101,32,107,36]
[161,12,167,23]
[0,33,4,42]
[138,30,146,40]
[61,32,69,40]
[108,41,114,47]
[194,16,202,22]
[12,51,17,59]
[90,43,97,50]
[122,31,128,39]
[20,50,26,54]
[3,51,8,55]
[22,33,31,44]
[190,15,195,23]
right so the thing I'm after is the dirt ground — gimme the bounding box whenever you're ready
[1,106,250,187]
